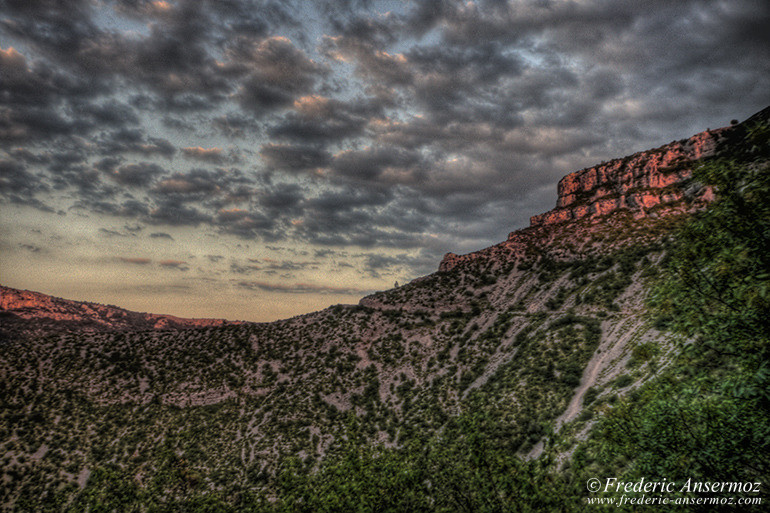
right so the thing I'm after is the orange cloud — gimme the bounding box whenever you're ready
[118,257,152,265]
[181,146,224,162]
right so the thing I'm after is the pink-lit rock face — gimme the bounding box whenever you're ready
[438,107,770,274]
[531,125,729,227]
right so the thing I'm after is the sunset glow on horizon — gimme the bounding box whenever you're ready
[1,0,768,321]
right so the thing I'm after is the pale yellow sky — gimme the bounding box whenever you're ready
[0,203,416,322]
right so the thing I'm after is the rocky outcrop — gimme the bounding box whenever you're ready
[529,126,729,227]
[438,106,770,273]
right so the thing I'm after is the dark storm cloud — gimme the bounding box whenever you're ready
[267,96,382,143]
[2,0,769,288]
[106,162,165,187]
[97,129,176,159]
[148,200,213,226]
[260,144,331,173]
[227,36,329,112]
[0,158,46,197]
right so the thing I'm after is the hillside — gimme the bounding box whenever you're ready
[0,107,767,511]
[0,286,241,341]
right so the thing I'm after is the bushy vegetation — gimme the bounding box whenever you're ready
[568,125,770,510]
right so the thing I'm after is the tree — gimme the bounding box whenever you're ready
[580,122,770,510]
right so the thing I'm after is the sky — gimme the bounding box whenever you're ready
[1,0,769,322]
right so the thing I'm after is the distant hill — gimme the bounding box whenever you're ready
[0,285,242,333]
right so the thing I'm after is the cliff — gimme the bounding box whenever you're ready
[439,106,769,273]
[529,126,727,227]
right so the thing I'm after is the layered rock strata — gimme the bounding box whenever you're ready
[529,126,727,227]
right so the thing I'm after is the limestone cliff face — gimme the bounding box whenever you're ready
[437,112,760,273]
[529,126,728,227]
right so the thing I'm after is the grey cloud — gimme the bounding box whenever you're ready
[321,33,413,88]
[72,100,140,127]
[98,228,127,238]
[330,146,425,182]
[19,243,42,253]
[214,208,281,240]
[181,147,227,163]
[212,112,263,138]
[107,162,165,187]
[148,200,213,226]
[153,169,222,197]
[97,129,176,158]
[261,186,303,210]
[267,96,378,143]
[230,261,261,275]
[0,158,47,196]
[76,198,151,218]
[0,106,88,145]
[236,280,367,295]
[260,144,331,173]
[229,36,328,113]
[118,256,152,265]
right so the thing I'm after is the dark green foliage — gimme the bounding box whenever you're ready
[651,157,770,361]
[572,143,770,510]
[274,412,578,513]
[613,374,633,388]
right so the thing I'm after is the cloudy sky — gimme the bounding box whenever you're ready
[1,0,768,321]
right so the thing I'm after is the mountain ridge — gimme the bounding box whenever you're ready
[3,107,767,328]
[0,285,242,332]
